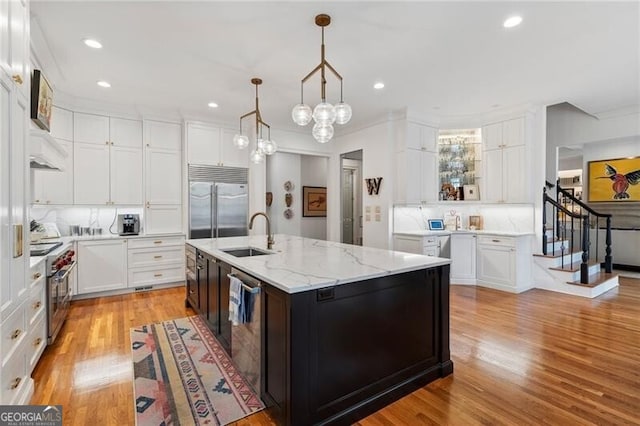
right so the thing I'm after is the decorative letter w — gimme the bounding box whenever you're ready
[365,177,383,195]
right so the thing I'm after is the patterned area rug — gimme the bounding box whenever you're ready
[131,315,264,425]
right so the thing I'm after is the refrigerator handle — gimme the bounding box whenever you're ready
[211,184,216,239]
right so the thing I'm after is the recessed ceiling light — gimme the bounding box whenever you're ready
[503,16,523,28]
[83,38,103,49]
[207,102,219,108]
[373,82,385,90]
[97,81,111,88]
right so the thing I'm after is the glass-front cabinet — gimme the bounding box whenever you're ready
[438,128,482,200]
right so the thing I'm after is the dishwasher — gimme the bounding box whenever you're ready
[228,267,261,394]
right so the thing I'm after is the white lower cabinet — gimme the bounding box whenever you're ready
[77,239,128,294]
[450,233,477,284]
[0,300,29,404]
[476,234,532,293]
[393,234,450,257]
[127,236,185,288]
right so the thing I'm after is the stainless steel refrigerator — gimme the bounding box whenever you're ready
[189,182,248,239]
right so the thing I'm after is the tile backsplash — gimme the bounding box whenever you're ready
[394,203,535,233]
[30,206,144,236]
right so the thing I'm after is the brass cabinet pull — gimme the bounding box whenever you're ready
[154,273,163,277]
[154,241,163,244]
[33,272,42,280]
[34,199,40,203]
[33,301,42,310]
[11,329,22,340]
[10,377,21,390]
[34,337,42,347]
[12,74,23,85]
[492,239,501,243]
[146,201,150,208]
[153,255,163,259]
[189,289,195,294]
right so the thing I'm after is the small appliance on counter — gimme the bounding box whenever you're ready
[117,214,140,236]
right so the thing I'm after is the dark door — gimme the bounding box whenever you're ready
[207,256,220,333]
[196,251,207,315]
[218,262,232,353]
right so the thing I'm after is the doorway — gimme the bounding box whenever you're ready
[341,150,363,245]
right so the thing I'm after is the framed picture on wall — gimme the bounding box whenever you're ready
[588,157,640,202]
[30,69,53,131]
[302,186,327,217]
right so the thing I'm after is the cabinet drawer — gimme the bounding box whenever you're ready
[477,235,516,247]
[29,262,45,288]
[2,304,27,363]
[423,237,438,246]
[27,316,47,373]
[27,283,46,327]
[424,246,439,257]
[128,246,185,268]
[128,265,184,288]
[127,235,185,249]
[0,339,27,403]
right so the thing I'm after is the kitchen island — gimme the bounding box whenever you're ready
[187,234,453,425]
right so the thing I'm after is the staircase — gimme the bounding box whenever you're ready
[532,181,619,298]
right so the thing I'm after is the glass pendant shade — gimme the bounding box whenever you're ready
[250,148,264,164]
[233,134,250,149]
[292,104,312,126]
[312,122,334,143]
[256,138,266,151]
[263,139,277,155]
[312,102,336,124]
[334,102,352,125]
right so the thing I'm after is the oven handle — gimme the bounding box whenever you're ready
[54,261,77,283]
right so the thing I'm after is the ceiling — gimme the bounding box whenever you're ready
[30,1,640,132]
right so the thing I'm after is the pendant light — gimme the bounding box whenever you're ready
[291,14,352,143]
[233,78,277,164]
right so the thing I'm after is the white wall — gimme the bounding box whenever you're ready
[300,156,328,240]
[329,120,394,249]
[266,152,301,236]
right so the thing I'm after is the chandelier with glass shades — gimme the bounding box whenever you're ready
[291,14,352,143]
[233,78,277,164]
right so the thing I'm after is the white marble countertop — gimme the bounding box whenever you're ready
[394,230,535,237]
[187,234,451,294]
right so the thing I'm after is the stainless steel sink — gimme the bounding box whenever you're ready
[221,247,271,257]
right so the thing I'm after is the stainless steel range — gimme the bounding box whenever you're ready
[46,246,76,344]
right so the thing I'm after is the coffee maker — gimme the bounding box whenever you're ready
[117,214,140,236]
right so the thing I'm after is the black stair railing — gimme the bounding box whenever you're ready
[556,179,613,273]
[542,181,613,285]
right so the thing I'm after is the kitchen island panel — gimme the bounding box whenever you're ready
[263,265,452,425]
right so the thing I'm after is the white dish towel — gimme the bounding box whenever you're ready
[228,275,244,326]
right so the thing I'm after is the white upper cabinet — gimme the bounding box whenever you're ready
[405,122,437,152]
[145,119,181,151]
[482,117,527,203]
[1,0,29,98]
[482,117,524,151]
[186,122,221,165]
[73,112,109,145]
[395,120,439,203]
[110,145,142,204]
[33,140,73,205]
[74,143,110,204]
[186,122,248,168]
[50,106,73,141]
[0,1,9,75]
[72,114,143,205]
[146,148,181,205]
[109,117,142,148]
[220,128,248,168]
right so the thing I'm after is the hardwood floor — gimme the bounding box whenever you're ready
[31,279,640,425]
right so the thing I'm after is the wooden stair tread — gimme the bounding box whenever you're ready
[533,250,582,259]
[567,272,618,288]
[549,260,600,273]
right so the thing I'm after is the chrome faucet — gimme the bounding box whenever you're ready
[249,212,274,249]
